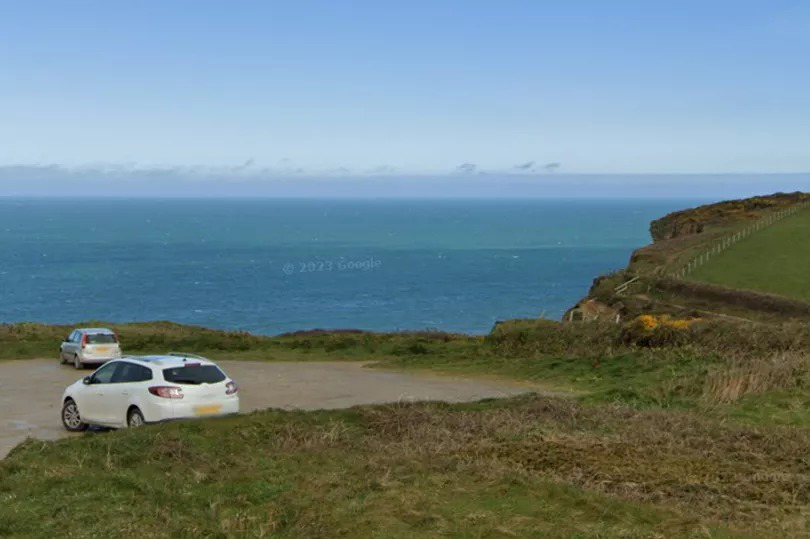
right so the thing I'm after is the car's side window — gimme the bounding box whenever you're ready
[112,362,153,383]
[67,331,77,342]
[135,365,153,382]
[111,362,133,383]
[73,331,81,343]
[91,362,120,384]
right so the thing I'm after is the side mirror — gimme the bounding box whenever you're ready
[82,376,92,385]
[64,338,71,343]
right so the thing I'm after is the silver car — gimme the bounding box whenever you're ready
[60,328,122,369]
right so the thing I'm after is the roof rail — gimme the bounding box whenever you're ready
[166,352,209,360]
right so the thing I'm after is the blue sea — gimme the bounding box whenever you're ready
[0,198,700,335]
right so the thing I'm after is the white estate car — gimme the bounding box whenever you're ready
[60,328,122,369]
[60,353,239,431]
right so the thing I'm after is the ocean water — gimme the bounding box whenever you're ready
[0,198,700,335]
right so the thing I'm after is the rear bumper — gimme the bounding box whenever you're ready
[79,357,117,365]
[141,396,240,422]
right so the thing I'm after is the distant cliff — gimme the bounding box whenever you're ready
[649,192,809,242]
[564,191,810,323]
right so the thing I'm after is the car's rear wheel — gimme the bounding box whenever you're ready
[127,407,145,428]
[61,399,88,432]
[73,354,82,370]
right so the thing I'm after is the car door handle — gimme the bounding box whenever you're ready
[121,391,129,396]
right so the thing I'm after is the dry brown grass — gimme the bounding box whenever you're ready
[703,351,810,404]
[353,397,810,536]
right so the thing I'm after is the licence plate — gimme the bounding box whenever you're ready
[95,347,109,354]
[194,404,222,416]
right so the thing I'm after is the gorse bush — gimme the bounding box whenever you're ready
[619,314,700,348]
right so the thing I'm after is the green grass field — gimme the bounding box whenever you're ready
[690,208,810,301]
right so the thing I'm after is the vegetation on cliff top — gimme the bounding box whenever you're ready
[649,191,810,242]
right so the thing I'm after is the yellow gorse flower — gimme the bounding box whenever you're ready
[634,314,697,331]
[637,315,658,330]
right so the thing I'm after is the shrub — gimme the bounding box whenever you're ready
[619,315,699,348]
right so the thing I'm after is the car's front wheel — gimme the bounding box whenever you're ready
[61,399,88,432]
[127,407,145,428]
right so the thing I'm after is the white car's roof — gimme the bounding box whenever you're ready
[77,327,115,334]
[120,353,217,369]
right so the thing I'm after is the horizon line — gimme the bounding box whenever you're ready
[1,164,810,178]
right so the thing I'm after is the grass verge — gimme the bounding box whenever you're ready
[2,395,799,538]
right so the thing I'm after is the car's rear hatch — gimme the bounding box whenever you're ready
[83,333,121,359]
[162,364,229,416]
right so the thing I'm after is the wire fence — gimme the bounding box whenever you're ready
[670,200,810,280]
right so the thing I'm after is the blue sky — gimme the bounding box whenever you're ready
[1,1,808,174]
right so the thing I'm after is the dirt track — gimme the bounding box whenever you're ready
[0,359,527,458]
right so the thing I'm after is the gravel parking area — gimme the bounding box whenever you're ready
[0,359,527,458]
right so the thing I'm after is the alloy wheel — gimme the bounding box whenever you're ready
[61,400,86,431]
[128,409,145,428]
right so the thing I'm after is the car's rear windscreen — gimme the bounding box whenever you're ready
[162,365,226,384]
[86,333,117,344]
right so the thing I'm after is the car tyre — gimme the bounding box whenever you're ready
[61,399,88,432]
[59,350,66,365]
[73,354,83,370]
[127,407,145,428]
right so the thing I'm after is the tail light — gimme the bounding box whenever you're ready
[148,386,184,399]
[113,333,119,343]
[225,381,238,395]
[81,334,87,349]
